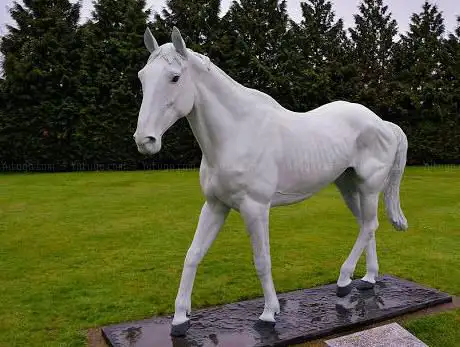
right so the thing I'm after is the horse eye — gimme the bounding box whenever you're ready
[171,75,180,83]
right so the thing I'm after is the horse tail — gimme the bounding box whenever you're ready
[383,122,408,231]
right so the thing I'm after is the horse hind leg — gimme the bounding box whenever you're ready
[355,162,388,288]
[335,167,384,296]
[336,170,379,286]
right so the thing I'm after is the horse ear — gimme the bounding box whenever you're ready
[144,27,159,53]
[171,26,187,58]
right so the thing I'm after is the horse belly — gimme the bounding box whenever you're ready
[271,191,314,207]
[273,167,344,206]
[274,133,354,200]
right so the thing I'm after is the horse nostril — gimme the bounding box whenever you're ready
[146,136,156,143]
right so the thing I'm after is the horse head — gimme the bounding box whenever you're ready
[134,27,195,155]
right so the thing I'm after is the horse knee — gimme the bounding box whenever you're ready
[364,219,379,234]
[185,247,204,268]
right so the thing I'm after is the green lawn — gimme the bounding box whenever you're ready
[1,167,459,346]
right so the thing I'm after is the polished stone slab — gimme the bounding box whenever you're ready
[101,275,451,347]
[325,322,428,347]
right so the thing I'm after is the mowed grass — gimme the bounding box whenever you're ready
[0,167,459,346]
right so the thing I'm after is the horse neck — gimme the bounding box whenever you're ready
[186,62,256,166]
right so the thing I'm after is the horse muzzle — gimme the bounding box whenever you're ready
[135,134,162,155]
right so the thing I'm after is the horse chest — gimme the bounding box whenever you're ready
[201,169,246,206]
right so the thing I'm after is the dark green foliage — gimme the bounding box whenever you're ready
[393,2,458,163]
[289,0,352,110]
[349,0,398,115]
[75,0,151,168]
[214,0,292,108]
[0,0,82,166]
[0,0,459,169]
[152,0,221,52]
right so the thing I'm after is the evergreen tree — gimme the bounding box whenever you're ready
[446,17,460,113]
[215,0,291,107]
[0,0,81,166]
[444,17,460,162]
[349,0,398,112]
[0,0,458,167]
[297,0,346,69]
[152,0,221,53]
[397,1,446,94]
[290,0,351,109]
[393,2,455,163]
[76,0,150,167]
[0,77,5,159]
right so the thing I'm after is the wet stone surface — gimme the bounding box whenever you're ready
[101,275,451,347]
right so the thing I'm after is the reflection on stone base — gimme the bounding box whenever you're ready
[101,275,451,347]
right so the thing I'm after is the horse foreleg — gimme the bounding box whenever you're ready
[171,200,229,333]
[337,192,380,296]
[241,200,280,323]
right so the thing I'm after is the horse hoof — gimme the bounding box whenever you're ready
[259,311,276,323]
[357,280,375,290]
[170,320,190,337]
[336,284,353,297]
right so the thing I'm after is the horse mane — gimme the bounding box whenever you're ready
[193,51,286,111]
[147,46,287,112]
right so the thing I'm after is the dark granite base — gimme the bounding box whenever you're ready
[101,275,452,347]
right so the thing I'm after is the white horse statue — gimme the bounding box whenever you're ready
[134,27,408,336]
